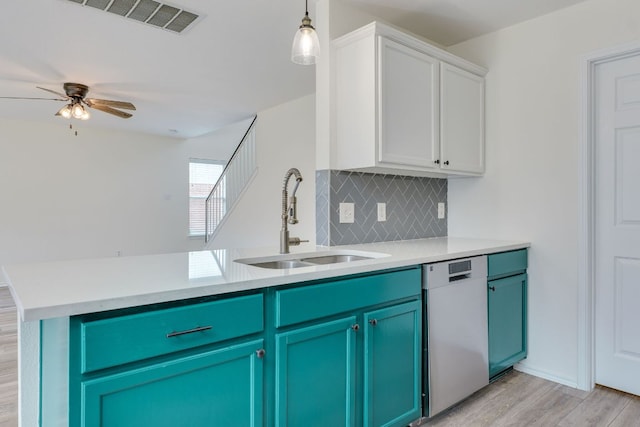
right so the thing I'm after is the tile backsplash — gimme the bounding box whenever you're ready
[316,170,447,246]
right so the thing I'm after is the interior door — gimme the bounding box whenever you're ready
[595,53,640,396]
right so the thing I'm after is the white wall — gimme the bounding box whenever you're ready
[210,94,317,250]
[315,0,379,170]
[0,118,244,265]
[447,0,640,387]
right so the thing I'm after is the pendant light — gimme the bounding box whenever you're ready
[291,0,320,65]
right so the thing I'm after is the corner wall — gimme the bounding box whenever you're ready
[446,0,640,387]
[209,94,317,250]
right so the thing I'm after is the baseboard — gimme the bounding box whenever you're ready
[515,363,580,389]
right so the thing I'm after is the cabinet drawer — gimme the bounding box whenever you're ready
[80,294,263,373]
[275,268,421,328]
[488,249,528,279]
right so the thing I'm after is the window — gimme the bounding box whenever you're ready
[189,159,224,236]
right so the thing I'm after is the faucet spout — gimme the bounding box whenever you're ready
[280,168,305,254]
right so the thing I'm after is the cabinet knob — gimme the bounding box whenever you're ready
[434,159,440,165]
[369,319,378,326]
[351,324,360,332]
[256,349,266,358]
[444,160,450,166]
[489,286,496,292]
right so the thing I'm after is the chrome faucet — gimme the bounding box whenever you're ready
[280,168,308,254]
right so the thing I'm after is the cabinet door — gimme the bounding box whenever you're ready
[275,316,357,427]
[378,36,440,168]
[81,339,264,427]
[364,301,422,427]
[488,274,527,378]
[440,62,485,174]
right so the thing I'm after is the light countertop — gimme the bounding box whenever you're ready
[2,237,529,322]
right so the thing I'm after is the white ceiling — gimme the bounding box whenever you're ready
[342,0,590,46]
[0,0,588,139]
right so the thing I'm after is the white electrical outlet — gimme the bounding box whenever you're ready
[377,203,386,222]
[339,202,355,223]
[437,202,446,219]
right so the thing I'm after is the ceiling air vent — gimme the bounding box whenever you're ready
[66,0,200,34]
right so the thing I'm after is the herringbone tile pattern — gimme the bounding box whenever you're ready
[316,170,447,246]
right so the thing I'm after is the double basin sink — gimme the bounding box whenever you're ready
[235,250,388,269]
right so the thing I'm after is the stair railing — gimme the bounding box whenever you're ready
[205,115,257,243]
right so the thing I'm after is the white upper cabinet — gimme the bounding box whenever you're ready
[333,22,487,177]
[378,37,440,168]
[440,63,485,174]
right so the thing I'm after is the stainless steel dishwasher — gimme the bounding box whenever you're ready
[423,256,488,418]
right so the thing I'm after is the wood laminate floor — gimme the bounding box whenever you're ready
[0,286,637,427]
[427,370,640,426]
[0,286,18,426]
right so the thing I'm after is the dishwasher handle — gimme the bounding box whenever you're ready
[450,273,471,282]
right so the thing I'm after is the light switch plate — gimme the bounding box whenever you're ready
[437,202,445,219]
[377,203,386,222]
[339,202,355,223]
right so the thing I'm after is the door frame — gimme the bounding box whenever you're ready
[578,40,640,392]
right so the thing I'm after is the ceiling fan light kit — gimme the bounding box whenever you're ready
[0,82,136,121]
[291,0,320,65]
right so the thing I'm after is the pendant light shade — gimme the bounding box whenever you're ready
[71,102,85,119]
[291,1,320,65]
[57,104,72,119]
[57,101,90,120]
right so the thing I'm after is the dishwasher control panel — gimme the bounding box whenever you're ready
[423,256,487,290]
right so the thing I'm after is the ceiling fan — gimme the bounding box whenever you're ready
[0,82,136,120]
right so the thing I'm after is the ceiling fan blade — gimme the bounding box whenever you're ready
[36,86,69,99]
[0,96,66,101]
[85,98,136,110]
[88,103,133,119]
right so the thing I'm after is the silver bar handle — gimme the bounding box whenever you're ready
[166,325,212,338]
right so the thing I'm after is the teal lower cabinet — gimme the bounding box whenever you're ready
[69,293,266,427]
[364,301,422,427]
[487,249,528,379]
[81,339,264,427]
[273,267,422,427]
[69,268,423,427]
[275,317,358,427]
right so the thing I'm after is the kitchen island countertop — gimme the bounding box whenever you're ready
[2,237,530,322]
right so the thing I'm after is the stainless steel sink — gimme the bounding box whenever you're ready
[301,254,371,265]
[235,250,388,270]
[248,259,314,269]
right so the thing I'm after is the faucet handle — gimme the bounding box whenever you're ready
[288,237,308,246]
